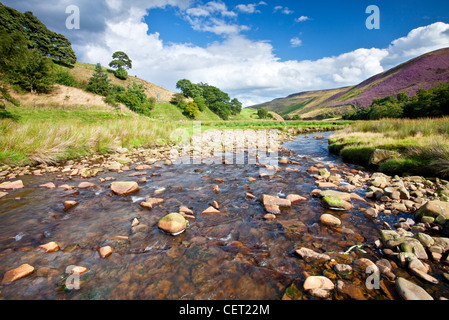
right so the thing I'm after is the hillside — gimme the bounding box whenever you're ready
[70,62,175,102]
[252,47,449,119]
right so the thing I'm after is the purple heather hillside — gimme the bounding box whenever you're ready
[326,47,449,108]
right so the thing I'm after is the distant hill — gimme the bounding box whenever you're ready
[251,47,449,119]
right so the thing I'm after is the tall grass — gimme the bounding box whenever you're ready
[0,118,180,165]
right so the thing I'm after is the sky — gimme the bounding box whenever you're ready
[3,0,449,106]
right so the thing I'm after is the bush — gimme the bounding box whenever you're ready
[114,67,128,80]
[86,63,110,96]
[54,67,78,87]
[184,101,200,119]
[115,82,154,116]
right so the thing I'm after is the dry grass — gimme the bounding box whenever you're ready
[0,116,180,165]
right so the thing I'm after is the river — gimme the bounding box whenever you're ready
[0,130,447,300]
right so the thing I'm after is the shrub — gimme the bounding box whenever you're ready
[54,68,78,87]
[114,67,128,80]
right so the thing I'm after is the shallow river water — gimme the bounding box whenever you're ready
[0,131,447,300]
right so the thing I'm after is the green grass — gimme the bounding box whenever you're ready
[329,118,449,178]
[0,103,181,166]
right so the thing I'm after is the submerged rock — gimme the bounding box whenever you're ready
[39,242,60,253]
[111,181,139,196]
[320,214,342,227]
[0,180,24,190]
[303,276,334,291]
[158,213,188,236]
[1,264,34,284]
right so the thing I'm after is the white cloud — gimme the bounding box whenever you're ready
[274,6,294,15]
[235,2,266,14]
[290,37,302,47]
[5,1,449,107]
[295,16,310,22]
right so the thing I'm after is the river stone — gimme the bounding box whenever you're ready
[415,201,449,220]
[0,180,24,190]
[416,233,434,248]
[1,264,34,284]
[369,149,400,165]
[99,246,113,258]
[201,206,221,215]
[371,176,388,188]
[320,214,342,227]
[303,276,334,291]
[309,288,330,299]
[364,208,378,219]
[336,280,366,300]
[158,213,188,236]
[286,194,307,204]
[400,239,428,260]
[0,191,7,198]
[295,247,331,262]
[318,190,351,201]
[395,277,433,300]
[39,182,56,189]
[334,264,352,274]
[64,200,78,211]
[322,196,353,210]
[111,181,139,196]
[39,242,60,253]
[78,182,95,189]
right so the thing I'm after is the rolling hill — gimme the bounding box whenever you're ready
[251,47,449,119]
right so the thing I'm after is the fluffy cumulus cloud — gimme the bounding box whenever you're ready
[4,0,449,106]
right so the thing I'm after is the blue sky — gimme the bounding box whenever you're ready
[3,0,449,106]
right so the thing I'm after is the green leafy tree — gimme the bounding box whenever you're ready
[14,50,55,93]
[109,51,132,80]
[115,82,154,116]
[109,51,133,70]
[257,108,269,119]
[184,101,200,119]
[170,93,188,110]
[86,63,111,96]
[114,67,128,80]
[0,4,76,67]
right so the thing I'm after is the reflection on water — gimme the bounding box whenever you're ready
[0,131,447,300]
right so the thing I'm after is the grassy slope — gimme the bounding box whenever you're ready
[252,48,449,119]
[251,87,352,119]
[70,62,175,102]
[328,118,449,178]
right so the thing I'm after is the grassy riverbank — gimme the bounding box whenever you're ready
[329,118,449,178]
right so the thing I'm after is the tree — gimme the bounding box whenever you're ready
[14,50,55,93]
[184,101,200,119]
[86,63,111,96]
[109,51,132,80]
[257,108,269,119]
[115,82,154,116]
[109,51,132,70]
[0,4,76,67]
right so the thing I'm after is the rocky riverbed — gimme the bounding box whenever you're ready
[0,129,448,300]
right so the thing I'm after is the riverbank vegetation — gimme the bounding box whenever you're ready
[329,118,449,178]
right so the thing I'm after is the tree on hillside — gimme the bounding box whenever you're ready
[115,82,154,116]
[257,108,269,119]
[0,4,77,67]
[86,63,111,96]
[109,51,132,80]
[14,50,55,93]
